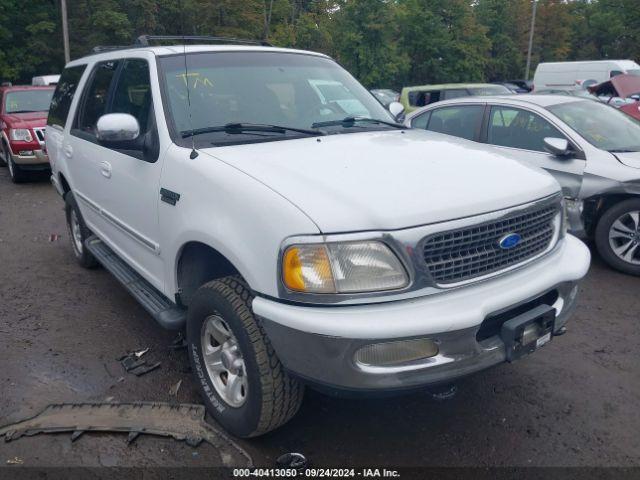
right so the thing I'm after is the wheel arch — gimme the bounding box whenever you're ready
[175,241,244,307]
[584,193,640,235]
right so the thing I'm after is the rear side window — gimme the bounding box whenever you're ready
[442,89,469,100]
[75,60,120,135]
[426,105,484,141]
[47,65,86,129]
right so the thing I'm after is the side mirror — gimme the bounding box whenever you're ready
[96,113,140,146]
[388,101,405,120]
[544,137,570,157]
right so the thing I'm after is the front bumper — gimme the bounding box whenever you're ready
[255,235,590,391]
[9,147,49,167]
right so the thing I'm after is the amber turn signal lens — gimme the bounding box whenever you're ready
[282,245,335,293]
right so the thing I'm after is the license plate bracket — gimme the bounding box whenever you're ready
[501,304,556,362]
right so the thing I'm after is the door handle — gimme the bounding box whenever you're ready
[99,161,112,178]
[63,144,73,158]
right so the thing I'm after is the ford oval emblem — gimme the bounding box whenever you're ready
[499,233,522,250]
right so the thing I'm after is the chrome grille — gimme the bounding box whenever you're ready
[422,202,559,285]
[33,127,45,144]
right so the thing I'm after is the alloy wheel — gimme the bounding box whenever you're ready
[201,314,248,408]
[608,210,640,265]
[69,210,84,256]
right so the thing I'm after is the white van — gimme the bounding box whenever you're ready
[32,75,60,86]
[533,60,640,90]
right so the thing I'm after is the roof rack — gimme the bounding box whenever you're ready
[88,35,272,57]
[135,35,272,47]
[91,45,137,54]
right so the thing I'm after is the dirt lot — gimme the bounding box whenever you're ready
[1,169,639,469]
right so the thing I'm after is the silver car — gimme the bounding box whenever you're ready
[405,95,640,276]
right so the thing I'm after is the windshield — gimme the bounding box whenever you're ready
[158,52,394,145]
[627,69,640,76]
[4,89,54,113]
[548,100,640,152]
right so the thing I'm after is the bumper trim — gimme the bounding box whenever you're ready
[261,282,579,391]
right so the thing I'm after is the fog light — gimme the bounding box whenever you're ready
[355,339,438,367]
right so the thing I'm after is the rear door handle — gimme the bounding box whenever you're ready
[63,144,73,158]
[99,161,112,178]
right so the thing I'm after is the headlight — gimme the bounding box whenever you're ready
[10,128,33,142]
[282,241,409,294]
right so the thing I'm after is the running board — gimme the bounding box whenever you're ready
[85,236,186,330]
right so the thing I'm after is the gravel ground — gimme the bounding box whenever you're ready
[0,169,639,469]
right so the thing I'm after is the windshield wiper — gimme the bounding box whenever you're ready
[311,116,405,129]
[608,148,640,153]
[182,122,325,138]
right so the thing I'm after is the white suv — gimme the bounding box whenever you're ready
[46,36,591,437]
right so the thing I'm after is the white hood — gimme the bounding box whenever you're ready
[201,129,560,233]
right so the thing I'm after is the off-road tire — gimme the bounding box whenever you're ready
[64,192,99,268]
[187,276,304,437]
[595,198,640,276]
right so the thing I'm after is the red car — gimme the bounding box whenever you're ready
[0,84,55,182]
[589,74,640,121]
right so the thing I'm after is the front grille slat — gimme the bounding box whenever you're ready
[422,203,559,285]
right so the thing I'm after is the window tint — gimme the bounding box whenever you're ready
[443,89,469,100]
[426,105,484,140]
[47,65,86,128]
[76,60,119,135]
[111,59,152,132]
[488,106,565,152]
[411,111,431,130]
[408,90,440,107]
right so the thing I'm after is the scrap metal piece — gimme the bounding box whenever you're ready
[131,362,161,376]
[0,402,252,467]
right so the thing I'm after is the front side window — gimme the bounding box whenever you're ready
[488,106,565,152]
[75,60,120,135]
[407,90,440,108]
[48,65,87,129]
[158,52,394,146]
[411,111,431,130]
[111,59,153,132]
[548,100,640,152]
[5,89,54,114]
[426,105,484,141]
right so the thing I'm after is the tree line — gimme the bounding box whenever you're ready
[1,0,639,89]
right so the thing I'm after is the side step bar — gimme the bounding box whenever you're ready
[85,236,186,330]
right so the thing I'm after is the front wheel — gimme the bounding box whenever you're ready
[6,149,27,183]
[187,276,304,437]
[595,198,640,276]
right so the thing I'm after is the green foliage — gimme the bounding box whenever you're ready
[1,0,639,86]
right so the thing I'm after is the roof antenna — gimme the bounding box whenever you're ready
[181,30,198,158]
